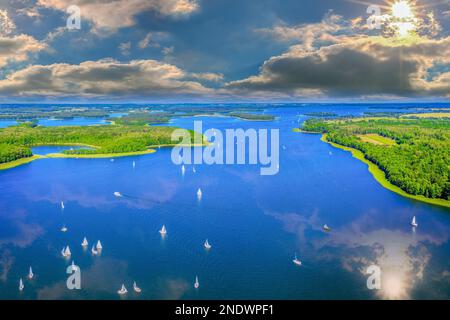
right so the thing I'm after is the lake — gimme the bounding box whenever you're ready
[0,104,449,300]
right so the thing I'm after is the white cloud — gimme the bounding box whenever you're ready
[190,72,224,82]
[119,41,131,56]
[0,9,16,36]
[0,58,212,97]
[0,34,46,68]
[37,0,199,32]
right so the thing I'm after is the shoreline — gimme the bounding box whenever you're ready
[0,141,211,171]
[0,155,45,170]
[298,131,450,208]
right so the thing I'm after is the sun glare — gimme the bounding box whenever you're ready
[389,0,417,37]
[392,1,413,19]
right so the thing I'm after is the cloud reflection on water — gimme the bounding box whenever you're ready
[265,208,450,299]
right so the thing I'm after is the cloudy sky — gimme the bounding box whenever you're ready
[0,0,449,102]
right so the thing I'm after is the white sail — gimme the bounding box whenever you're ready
[181,165,185,175]
[411,216,418,227]
[19,278,24,291]
[61,225,68,232]
[323,224,331,231]
[61,201,65,209]
[28,267,34,279]
[133,281,142,293]
[133,161,136,168]
[91,245,98,255]
[96,240,103,250]
[204,239,211,249]
[65,246,71,256]
[114,191,122,197]
[192,167,196,173]
[81,237,88,247]
[197,188,202,199]
[118,284,128,295]
[159,225,167,235]
[61,246,66,257]
[71,261,77,272]
[194,276,199,289]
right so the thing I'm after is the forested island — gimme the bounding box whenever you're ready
[0,104,275,124]
[300,116,450,207]
[0,123,202,169]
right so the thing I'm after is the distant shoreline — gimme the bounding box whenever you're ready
[297,131,450,208]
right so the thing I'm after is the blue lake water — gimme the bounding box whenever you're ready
[0,104,449,300]
[0,117,109,128]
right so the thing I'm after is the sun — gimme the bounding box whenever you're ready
[389,0,417,37]
[392,0,414,19]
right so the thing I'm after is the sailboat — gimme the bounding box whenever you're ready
[411,216,418,227]
[96,240,103,251]
[194,276,199,289]
[132,161,136,169]
[204,239,212,250]
[192,167,196,173]
[91,245,99,255]
[64,246,71,257]
[28,267,34,280]
[61,225,68,232]
[197,188,202,199]
[19,278,24,291]
[117,284,128,295]
[181,165,186,175]
[81,237,88,247]
[133,281,142,293]
[159,225,167,236]
[114,191,122,197]
[293,253,302,266]
[71,261,77,272]
[323,224,331,232]
[61,201,65,210]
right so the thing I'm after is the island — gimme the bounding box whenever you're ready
[0,122,204,170]
[298,114,450,208]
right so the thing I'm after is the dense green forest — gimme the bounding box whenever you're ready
[302,118,450,200]
[0,123,200,163]
[111,112,172,125]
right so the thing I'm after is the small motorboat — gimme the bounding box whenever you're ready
[61,225,68,232]
[323,224,331,232]
[117,284,128,295]
[204,239,212,250]
[113,191,122,197]
[293,253,302,266]
[133,281,142,293]
[194,276,199,289]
